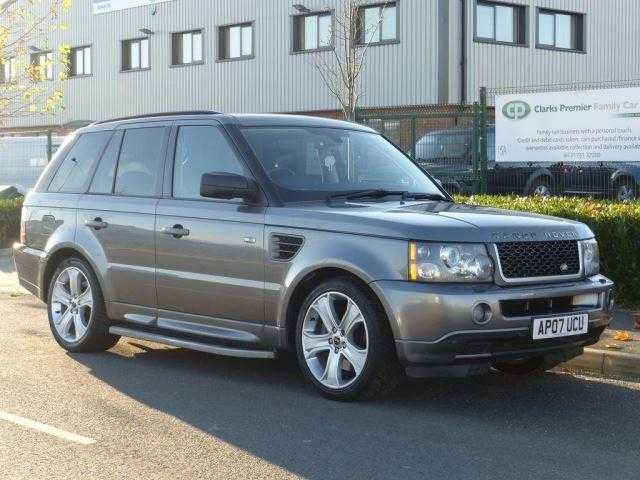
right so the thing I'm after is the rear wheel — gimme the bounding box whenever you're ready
[527,178,552,198]
[48,257,119,352]
[295,278,402,401]
[493,357,545,375]
[614,179,636,202]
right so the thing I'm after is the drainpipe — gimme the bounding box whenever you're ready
[460,0,467,105]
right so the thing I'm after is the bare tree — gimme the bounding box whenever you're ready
[311,0,388,121]
[0,0,71,124]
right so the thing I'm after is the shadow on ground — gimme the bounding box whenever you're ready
[71,342,640,480]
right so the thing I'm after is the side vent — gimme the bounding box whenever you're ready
[270,234,304,261]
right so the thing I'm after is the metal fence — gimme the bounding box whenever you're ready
[0,131,64,192]
[358,80,640,201]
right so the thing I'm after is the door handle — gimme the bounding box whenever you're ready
[85,217,108,230]
[161,224,190,238]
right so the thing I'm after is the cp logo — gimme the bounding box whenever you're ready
[502,101,531,120]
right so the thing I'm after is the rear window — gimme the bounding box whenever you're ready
[114,127,167,197]
[47,132,111,193]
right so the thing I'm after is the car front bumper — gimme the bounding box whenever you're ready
[370,275,614,377]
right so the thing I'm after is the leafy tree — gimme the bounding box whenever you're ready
[0,0,71,124]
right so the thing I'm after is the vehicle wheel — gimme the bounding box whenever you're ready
[527,178,552,198]
[295,277,402,401]
[493,357,545,375]
[47,257,120,353]
[614,180,636,202]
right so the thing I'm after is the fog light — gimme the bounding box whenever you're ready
[472,302,493,325]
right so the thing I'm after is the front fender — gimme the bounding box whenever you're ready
[266,228,407,333]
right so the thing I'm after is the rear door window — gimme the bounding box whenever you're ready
[89,131,123,194]
[114,127,167,197]
[172,125,245,200]
[48,131,111,193]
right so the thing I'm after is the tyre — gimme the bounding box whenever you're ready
[493,357,545,375]
[47,257,120,353]
[527,178,552,198]
[614,180,636,202]
[295,277,402,401]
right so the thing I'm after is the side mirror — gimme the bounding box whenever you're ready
[200,172,258,201]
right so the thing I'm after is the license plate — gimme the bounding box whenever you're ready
[532,313,589,340]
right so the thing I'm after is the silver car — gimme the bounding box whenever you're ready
[14,112,614,401]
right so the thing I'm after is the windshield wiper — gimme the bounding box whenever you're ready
[327,189,449,203]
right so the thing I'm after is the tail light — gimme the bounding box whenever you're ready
[19,218,26,245]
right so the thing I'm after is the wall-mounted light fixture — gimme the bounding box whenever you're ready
[293,4,311,13]
[139,28,155,36]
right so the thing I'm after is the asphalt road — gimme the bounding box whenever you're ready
[1,293,639,480]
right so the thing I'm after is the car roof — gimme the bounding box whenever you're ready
[82,112,376,133]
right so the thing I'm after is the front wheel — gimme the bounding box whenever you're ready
[295,278,402,401]
[48,257,120,353]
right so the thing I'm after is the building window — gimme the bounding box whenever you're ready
[293,12,333,52]
[358,2,398,45]
[475,1,527,45]
[1,56,18,83]
[122,38,150,71]
[219,23,253,60]
[30,51,54,80]
[537,9,585,52]
[70,46,92,77]
[171,30,203,66]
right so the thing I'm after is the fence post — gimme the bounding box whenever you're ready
[410,116,417,159]
[479,87,488,194]
[471,101,480,194]
[46,130,53,162]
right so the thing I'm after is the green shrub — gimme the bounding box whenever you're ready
[457,195,640,307]
[0,197,23,249]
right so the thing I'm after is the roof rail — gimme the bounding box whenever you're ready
[93,110,222,125]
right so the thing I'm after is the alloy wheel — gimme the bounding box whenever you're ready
[51,267,93,343]
[301,292,369,389]
[533,184,551,197]
[617,184,635,202]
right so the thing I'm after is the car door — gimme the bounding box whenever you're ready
[155,121,266,341]
[77,123,170,324]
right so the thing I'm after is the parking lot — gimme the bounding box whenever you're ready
[0,292,638,480]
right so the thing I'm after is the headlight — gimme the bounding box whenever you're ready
[409,242,494,283]
[581,239,600,276]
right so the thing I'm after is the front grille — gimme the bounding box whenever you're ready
[496,240,580,280]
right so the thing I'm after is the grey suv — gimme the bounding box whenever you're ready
[14,112,614,401]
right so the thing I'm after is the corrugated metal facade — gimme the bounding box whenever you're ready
[454,0,640,102]
[16,0,442,127]
[7,0,640,128]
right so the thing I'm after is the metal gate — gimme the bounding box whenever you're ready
[356,95,491,195]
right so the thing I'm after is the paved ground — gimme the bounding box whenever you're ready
[1,293,640,480]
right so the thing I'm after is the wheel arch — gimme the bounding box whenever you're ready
[524,168,555,194]
[281,266,389,352]
[41,245,105,303]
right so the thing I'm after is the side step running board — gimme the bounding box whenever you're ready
[109,326,276,359]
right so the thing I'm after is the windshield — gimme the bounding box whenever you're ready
[240,127,444,202]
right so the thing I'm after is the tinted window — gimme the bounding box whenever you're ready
[89,131,122,194]
[114,127,167,197]
[242,127,441,202]
[48,132,111,193]
[173,126,245,200]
